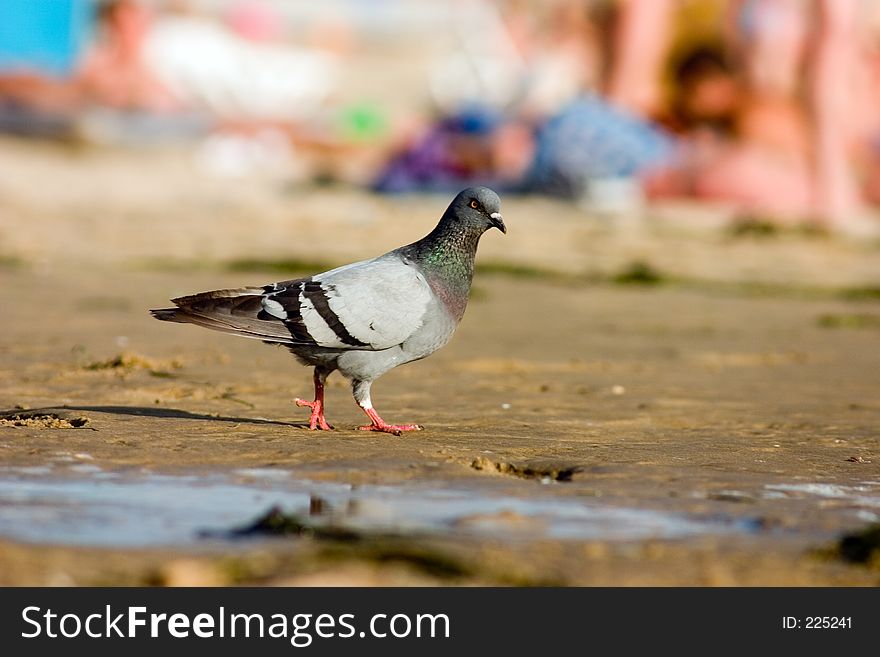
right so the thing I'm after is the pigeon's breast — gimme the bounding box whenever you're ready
[425,276,469,323]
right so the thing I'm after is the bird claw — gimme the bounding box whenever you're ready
[358,407,422,435]
[294,398,333,431]
[358,422,423,436]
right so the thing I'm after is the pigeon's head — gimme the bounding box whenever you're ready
[447,186,506,235]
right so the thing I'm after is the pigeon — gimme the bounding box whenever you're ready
[150,186,506,435]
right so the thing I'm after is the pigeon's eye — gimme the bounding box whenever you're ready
[469,200,479,209]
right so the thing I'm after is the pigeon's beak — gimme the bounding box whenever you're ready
[489,212,506,234]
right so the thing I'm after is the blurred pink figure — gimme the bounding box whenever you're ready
[729,0,808,97]
[0,0,178,118]
[809,0,862,224]
[607,0,674,117]
[734,0,864,224]
[226,1,283,42]
[79,0,177,111]
[694,0,815,219]
[647,0,868,226]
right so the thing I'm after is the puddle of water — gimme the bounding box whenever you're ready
[0,472,300,547]
[0,466,741,548]
[765,482,880,508]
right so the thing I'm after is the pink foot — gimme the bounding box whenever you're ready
[358,408,422,436]
[295,398,333,431]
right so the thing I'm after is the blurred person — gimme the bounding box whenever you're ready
[725,0,860,222]
[727,0,807,97]
[142,4,338,122]
[807,0,863,225]
[606,0,675,117]
[374,106,507,193]
[78,0,178,111]
[666,46,738,133]
[0,0,186,140]
[728,0,868,225]
[615,0,813,219]
[0,0,93,135]
[511,0,602,117]
[376,0,677,200]
[645,0,875,228]
[856,3,880,207]
[646,42,814,220]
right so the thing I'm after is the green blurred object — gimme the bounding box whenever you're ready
[339,103,387,141]
[816,313,880,330]
[612,261,667,286]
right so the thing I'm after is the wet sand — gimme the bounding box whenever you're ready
[1,140,879,585]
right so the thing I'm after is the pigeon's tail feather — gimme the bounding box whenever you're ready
[150,308,184,322]
[170,287,266,318]
[150,288,297,344]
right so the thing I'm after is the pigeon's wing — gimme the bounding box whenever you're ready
[263,255,433,350]
[152,255,433,350]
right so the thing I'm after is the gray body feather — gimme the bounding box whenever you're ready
[151,251,452,382]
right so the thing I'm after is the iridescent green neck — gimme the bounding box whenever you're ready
[403,219,484,320]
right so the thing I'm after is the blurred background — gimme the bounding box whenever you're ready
[2,0,880,277]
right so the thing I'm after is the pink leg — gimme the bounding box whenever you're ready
[352,380,421,436]
[358,407,422,437]
[810,0,861,224]
[294,369,333,430]
[606,0,674,116]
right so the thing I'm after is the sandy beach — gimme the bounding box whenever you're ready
[1,138,878,585]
